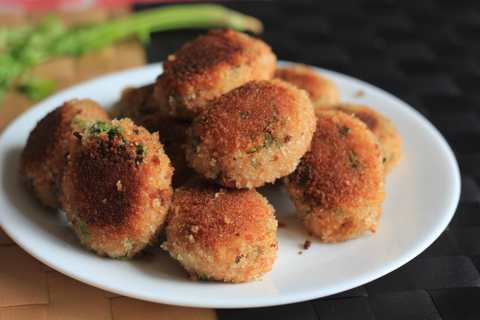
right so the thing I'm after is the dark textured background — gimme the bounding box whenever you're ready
[137,1,479,319]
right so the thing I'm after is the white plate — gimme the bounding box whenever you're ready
[0,62,460,308]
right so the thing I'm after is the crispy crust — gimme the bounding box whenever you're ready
[334,103,402,173]
[185,79,316,188]
[112,84,194,186]
[61,118,173,258]
[21,99,109,208]
[285,110,384,242]
[191,80,302,154]
[164,30,245,81]
[112,83,173,132]
[163,180,277,282]
[275,64,339,109]
[154,29,277,119]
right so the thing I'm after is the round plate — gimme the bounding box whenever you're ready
[0,62,460,308]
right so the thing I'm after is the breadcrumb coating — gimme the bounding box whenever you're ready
[186,79,315,189]
[335,103,402,173]
[162,180,277,282]
[154,29,277,119]
[285,110,385,242]
[61,118,173,258]
[21,99,109,208]
[112,83,172,132]
[275,64,339,109]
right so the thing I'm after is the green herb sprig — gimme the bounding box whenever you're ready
[0,4,262,103]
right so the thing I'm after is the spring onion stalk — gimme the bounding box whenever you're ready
[0,4,262,103]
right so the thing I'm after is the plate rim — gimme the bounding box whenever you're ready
[0,62,461,308]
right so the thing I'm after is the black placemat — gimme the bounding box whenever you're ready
[137,1,480,318]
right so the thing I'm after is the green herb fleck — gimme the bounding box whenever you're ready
[339,126,350,136]
[247,145,259,154]
[0,5,263,104]
[135,144,147,165]
[196,272,210,281]
[232,65,242,76]
[72,116,88,129]
[88,121,123,140]
[136,144,147,157]
[246,133,280,154]
[107,127,123,140]
[78,222,91,242]
[240,111,249,119]
[348,151,360,169]
[263,132,274,148]
[89,121,110,134]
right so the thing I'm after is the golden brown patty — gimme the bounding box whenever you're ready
[275,64,339,109]
[21,99,109,208]
[185,79,316,189]
[154,29,277,119]
[61,119,173,258]
[112,84,194,186]
[334,103,402,173]
[111,84,172,132]
[162,180,277,282]
[285,110,385,242]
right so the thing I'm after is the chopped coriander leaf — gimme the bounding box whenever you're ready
[246,146,259,154]
[348,151,360,169]
[88,121,123,140]
[334,208,346,217]
[339,126,350,136]
[196,272,210,280]
[136,144,147,157]
[231,65,242,76]
[78,221,91,241]
[263,132,274,147]
[246,133,280,154]
[72,117,88,129]
[264,132,282,148]
[88,121,110,134]
[107,127,123,140]
[0,4,263,104]
[135,144,147,165]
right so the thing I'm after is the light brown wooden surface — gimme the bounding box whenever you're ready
[0,9,216,320]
